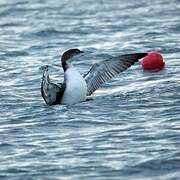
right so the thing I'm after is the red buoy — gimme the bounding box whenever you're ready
[141,52,165,71]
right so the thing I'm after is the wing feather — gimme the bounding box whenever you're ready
[41,66,65,105]
[84,53,147,96]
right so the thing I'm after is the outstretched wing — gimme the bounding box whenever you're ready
[41,65,65,105]
[84,53,147,96]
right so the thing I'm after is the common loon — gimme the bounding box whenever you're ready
[41,49,147,105]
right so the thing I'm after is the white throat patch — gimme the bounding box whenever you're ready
[61,67,87,105]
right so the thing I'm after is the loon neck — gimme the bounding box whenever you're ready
[62,61,73,71]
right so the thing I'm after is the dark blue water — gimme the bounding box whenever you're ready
[0,0,180,179]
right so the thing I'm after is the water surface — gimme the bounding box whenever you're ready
[0,0,180,179]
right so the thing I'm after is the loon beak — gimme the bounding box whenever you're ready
[73,50,85,60]
[78,50,85,58]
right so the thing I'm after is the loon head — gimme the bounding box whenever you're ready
[61,49,84,71]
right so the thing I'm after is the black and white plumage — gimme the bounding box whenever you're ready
[41,49,147,105]
[41,65,65,105]
[84,54,147,96]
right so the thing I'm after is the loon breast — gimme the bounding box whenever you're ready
[61,67,87,105]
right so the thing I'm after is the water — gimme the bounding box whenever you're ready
[0,0,180,179]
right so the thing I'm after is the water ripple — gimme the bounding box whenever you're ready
[0,0,180,179]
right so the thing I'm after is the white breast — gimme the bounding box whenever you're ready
[61,67,87,105]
